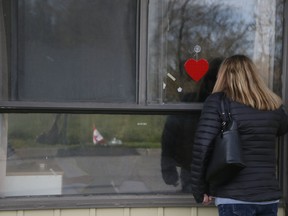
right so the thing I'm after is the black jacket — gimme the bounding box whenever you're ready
[191,92,288,203]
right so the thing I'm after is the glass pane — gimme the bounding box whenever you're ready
[147,0,284,104]
[1,112,200,197]
[11,0,137,103]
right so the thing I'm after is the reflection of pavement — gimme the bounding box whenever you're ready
[6,148,182,196]
[56,148,180,194]
[54,158,94,194]
[57,146,139,157]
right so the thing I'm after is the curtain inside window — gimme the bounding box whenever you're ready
[0,1,8,100]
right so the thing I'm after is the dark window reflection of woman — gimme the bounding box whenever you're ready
[161,57,223,192]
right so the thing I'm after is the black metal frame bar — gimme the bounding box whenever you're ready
[282,0,288,215]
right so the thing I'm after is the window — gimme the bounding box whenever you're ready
[147,0,285,103]
[0,0,286,209]
[2,0,284,107]
[7,0,137,103]
[2,112,200,196]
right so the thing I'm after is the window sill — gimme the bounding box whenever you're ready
[0,194,199,210]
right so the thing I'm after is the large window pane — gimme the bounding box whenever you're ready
[10,0,137,103]
[1,112,200,196]
[147,0,284,103]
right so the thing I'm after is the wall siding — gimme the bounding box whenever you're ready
[0,207,284,216]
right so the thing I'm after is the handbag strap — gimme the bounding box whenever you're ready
[219,94,231,130]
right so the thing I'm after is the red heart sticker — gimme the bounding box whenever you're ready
[184,58,209,82]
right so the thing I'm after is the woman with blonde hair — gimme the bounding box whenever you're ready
[190,55,288,216]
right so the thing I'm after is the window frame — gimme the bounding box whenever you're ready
[282,1,288,215]
[0,0,287,211]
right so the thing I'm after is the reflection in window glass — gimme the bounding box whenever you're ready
[1,112,200,197]
[147,0,284,103]
[12,0,137,103]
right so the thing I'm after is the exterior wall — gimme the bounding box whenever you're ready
[0,207,285,216]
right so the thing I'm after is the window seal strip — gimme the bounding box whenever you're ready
[0,101,203,114]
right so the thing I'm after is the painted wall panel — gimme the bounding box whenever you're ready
[60,209,89,216]
[164,208,191,216]
[22,210,54,216]
[130,208,158,216]
[96,209,124,216]
[0,211,16,216]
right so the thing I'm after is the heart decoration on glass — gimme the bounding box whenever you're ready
[184,58,209,82]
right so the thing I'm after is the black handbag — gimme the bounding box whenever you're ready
[205,95,246,186]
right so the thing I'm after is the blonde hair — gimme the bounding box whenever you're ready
[212,55,282,110]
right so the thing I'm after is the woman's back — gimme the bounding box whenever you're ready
[191,54,288,216]
[209,95,288,201]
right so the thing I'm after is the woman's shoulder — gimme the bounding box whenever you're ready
[204,92,223,103]
[201,92,223,112]
[276,105,288,122]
